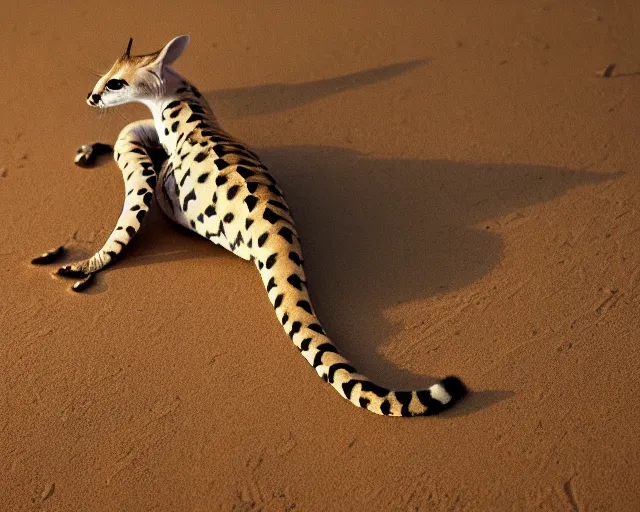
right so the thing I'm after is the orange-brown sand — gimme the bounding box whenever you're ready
[2,1,639,510]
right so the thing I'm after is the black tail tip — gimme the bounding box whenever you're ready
[441,376,468,402]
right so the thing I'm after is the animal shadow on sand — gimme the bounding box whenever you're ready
[203,59,428,119]
[112,145,613,415]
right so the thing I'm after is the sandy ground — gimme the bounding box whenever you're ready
[1,1,639,510]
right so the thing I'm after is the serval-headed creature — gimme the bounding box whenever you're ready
[38,36,466,416]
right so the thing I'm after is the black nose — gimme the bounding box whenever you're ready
[91,94,101,103]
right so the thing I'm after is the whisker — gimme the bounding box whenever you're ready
[97,106,111,142]
[113,107,130,123]
[77,65,103,78]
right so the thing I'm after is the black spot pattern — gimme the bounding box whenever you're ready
[289,252,302,266]
[214,158,229,170]
[316,343,338,356]
[265,253,277,269]
[395,391,413,416]
[231,232,244,250]
[194,151,208,163]
[287,274,304,290]
[171,121,179,132]
[263,208,283,225]
[236,166,254,179]
[267,185,282,197]
[186,113,203,124]
[327,363,356,383]
[308,324,325,335]
[223,213,234,223]
[360,381,388,398]
[198,173,210,183]
[179,170,191,187]
[213,145,234,157]
[247,182,259,193]
[342,380,358,400]
[267,200,288,211]
[182,189,196,211]
[266,277,276,292]
[289,321,301,338]
[300,338,312,351]
[257,233,269,247]
[278,227,294,243]
[215,175,227,186]
[264,172,277,184]
[227,185,240,200]
[205,205,216,217]
[296,300,312,314]
[244,195,258,212]
[164,100,181,110]
[416,390,433,409]
[274,294,283,308]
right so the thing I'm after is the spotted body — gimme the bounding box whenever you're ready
[53,36,466,416]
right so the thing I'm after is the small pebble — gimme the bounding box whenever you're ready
[41,482,55,501]
[596,63,616,78]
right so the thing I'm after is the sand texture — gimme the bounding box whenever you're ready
[1,1,639,510]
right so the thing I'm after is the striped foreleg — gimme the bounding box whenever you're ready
[58,120,159,287]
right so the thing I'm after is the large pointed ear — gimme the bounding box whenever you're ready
[152,35,190,68]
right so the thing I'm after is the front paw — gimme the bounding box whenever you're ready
[57,260,91,277]
[70,273,95,292]
[57,261,97,292]
[31,246,66,265]
[74,143,113,168]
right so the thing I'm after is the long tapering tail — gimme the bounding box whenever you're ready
[248,205,467,416]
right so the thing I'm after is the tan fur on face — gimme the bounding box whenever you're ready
[90,42,164,100]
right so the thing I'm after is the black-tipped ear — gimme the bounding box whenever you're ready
[154,35,190,67]
[125,37,133,57]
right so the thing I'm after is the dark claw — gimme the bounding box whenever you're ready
[74,143,113,168]
[71,273,95,292]
[31,246,66,265]
[57,266,87,278]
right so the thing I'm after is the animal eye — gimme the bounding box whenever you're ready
[105,79,128,90]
